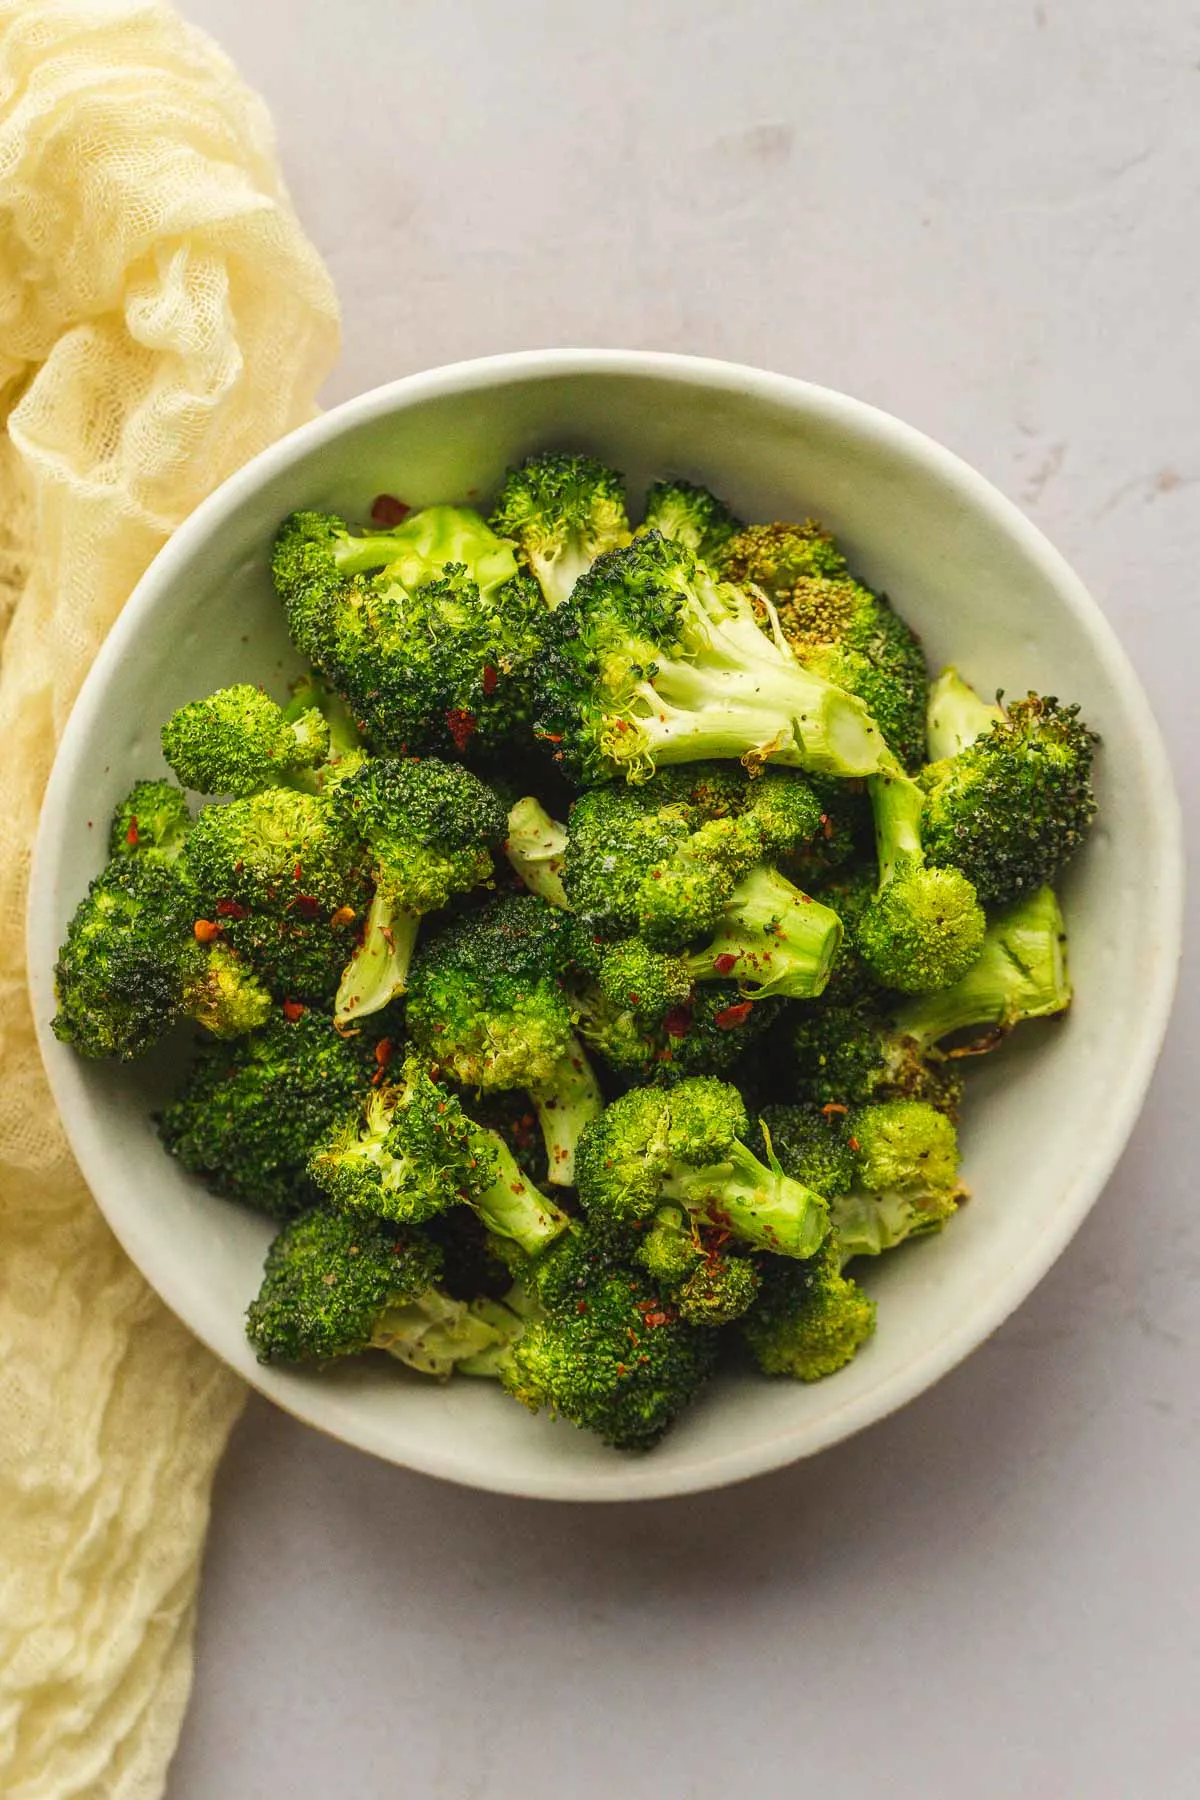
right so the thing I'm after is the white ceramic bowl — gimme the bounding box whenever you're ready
[28,351,1183,1501]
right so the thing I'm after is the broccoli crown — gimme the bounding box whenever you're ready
[759,1104,858,1198]
[309,1059,484,1225]
[184,788,369,999]
[405,894,578,1090]
[161,684,329,798]
[159,1008,377,1217]
[920,694,1098,905]
[564,764,822,948]
[575,1078,829,1259]
[109,779,192,865]
[246,1207,443,1364]
[856,863,986,994]
[741,1240,876,1381]
[790,1002,963,1115]
[533,531,892,786]
[639,478,743,561]
[576,979,781,1081]
[675,1250,761,1326]
[52,857,269,1058]
[777,776,872,887]
[596,938,693,1022]
[501,1225,719,1449]
[271,509,544,757]
[720,521,928,769]
[850,1098,960,1198]
[333,756,506,911]
[489,452,632,608]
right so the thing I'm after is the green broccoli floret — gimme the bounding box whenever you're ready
[53,852,272,1059]
[919,670,1099,905]
[741,1241,877,1381]
[502,795,569,908]
[271,507,544,757]
[183,788,369,1000]
[639,478,743,562]
[309,1056,569,1257]
[246,1208,517,1375]
[777,775,873,887]
[159,1007,379,1217]
[790,1002,963,1114]
[633,1204,761,1324]
[489,452,632,608]
[574,978,782,1082]
[765,1096,962,1256]
[855,769,986,992]
[498,1224,719,1449]
[575,1078,829,1259]
[161,684,329,798]
[533,532,895,785]
[330,757,506,1024]
[108,779,192,865]
[720,519,928,770]
[405,895,603,1186]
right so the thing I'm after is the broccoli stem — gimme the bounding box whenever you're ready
[925,668,1005,760]
[467,1127,570,1255]
[868,768,926,884]
[334,889,420,1025]
[659,1138,829,1259]
[504,797,569,908]
[528,1037,605,1187]
[682,865,843,999]
[371,1288,515,1377]
[891,886,1071,1049]
[455,1292,536,1376]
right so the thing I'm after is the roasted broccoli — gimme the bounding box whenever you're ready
[162,683,330,798]
[741,1242,877,1381]
[533,532,895,785]
[574,978,783,1082]
[405,895,603,1186]
[919,669,1098,904]
[633,1204,761,1325]
[271,505,544,757]
[854,769,986,993]
[503,795,570,908]
[720,518,928,769]
[159,1007,379,1217]
[108,779,192,865]
[639,478,743,562]
[308,1055,569,1257]
[330,757,506,1023]
[489,452,632,608]
[575,1078,829,1258]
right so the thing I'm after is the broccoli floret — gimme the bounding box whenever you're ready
[406,895,603,1186]
[183,788,369,1001]
[53,854,271,1059]
[533,532,895,785]
[890,884,1072,1048]
[489,452,632,608]
[777,776,873,887]
[575,978,782,1082]
[639,478,743,562]
[161,684,329,798]
[246,1208,517,1375]
[919,671,1099,905]
[575,1078,829,1258]
[633,1205,761,1324]
[498,1224,719,1449]
[758,1104,858,1199]
[741,1241,876,1381]
[309,1056,569,1257]
[159,1007,379,1217]
[108,779,192,865]
[720,519,928,770]
[855,769,985,992]
[330,757,506,1024]
[503,795,569,909]
[789,1002,963,1114]
[271,507,544,757]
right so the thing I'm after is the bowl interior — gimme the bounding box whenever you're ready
[28,355,1182,1500]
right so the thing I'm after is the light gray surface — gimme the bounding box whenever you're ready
[169,2,1198,1794]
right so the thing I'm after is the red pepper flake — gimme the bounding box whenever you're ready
[445,708,477,751]
[712,952,739,976]
[821,814,835,840]
[847,1136,860,1152]
[215,899,247,920]
[482,664,498,696]
[193,918,222,943]
[330,904,357,928]
[641,1311,670,1330]
[821,1102,849,1118]
[125,818,139,847]
[662,1005,693,1039]
[714,1001,753,1030]
[293,862,303,882]
[370,492,410,526]
[292,895,321,920]
[576,1300,588,1315]
[282,999,306,1022]
[374,1038,394,1069]
[534,730,563,744]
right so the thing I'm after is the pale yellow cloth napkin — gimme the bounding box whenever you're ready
[0,3,340,1792]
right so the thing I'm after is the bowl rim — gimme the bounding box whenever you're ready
[27,348,1185,1501]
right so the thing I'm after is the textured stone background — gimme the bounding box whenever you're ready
[170,3,1199,1794]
